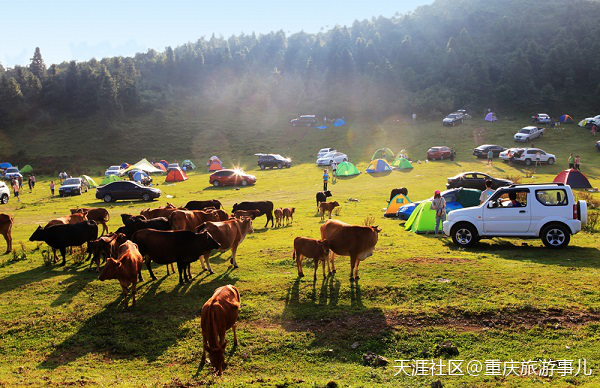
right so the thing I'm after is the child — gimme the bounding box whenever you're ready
[50,181,55,196]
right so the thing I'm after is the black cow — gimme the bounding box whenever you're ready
[389,188,409,202]
[121,213,146,225]
[132,229,221,283]
[316,190,332,208]
[29,221,99,266]
[121,216,170,239]
[232,201,274,228]
[184,200,222,210]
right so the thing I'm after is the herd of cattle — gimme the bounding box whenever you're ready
[0,192,383,375]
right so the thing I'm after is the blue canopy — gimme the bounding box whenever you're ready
[333,118,346,127]
[0,162,12,169]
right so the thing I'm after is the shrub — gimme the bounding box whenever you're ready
[583,210,600,233]
[576,192,600,210]
[506,175,522,184]
[363,215,376,226]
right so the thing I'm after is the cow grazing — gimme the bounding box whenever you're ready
[99,241,144,307]
[316,190,332,208]
[233,209,261,219]
[140,204,179,219]
[121,216,170,239]
[389,187,409,202]
[293,237,330,279]
[319,201,340,221]
[320,220,381,281]
[87,232,128,272]
[283,208,295,225]
[0,213,13,254]
[132,228,220,283]
[201,285,240,376]
[45,212,87,228]
[184,200,223,210]
[169,209,221,231]
[121,214,146,225]
[231,201,274,228]
[71,208,110,235]
[29,221,99,266]
[274,208,283,227]
[197,217,253,273]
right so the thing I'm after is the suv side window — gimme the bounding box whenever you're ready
[535,189,568,206]
[488,189,529,208]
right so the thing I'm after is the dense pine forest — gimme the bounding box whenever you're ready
[1,0,599,128]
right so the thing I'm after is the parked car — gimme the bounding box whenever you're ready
[514,126,544,142]
[531,113,551,124]
[209,169,257,187]
[0,182,10,204]
[444,183,587,248]
[58,177,89,197]
[96,181,161,202]
[3,167,22,181]
[446,172,513,190]
[473,144,505,158]
[104,165,122,176]
[426,146,456,160]
[290,115,318,127]
[456,109,471,119]
[316,151,348,166]
[256,154,292,169]
[442,112,464,126]
[499,148,555,165]
[317,148,336,158]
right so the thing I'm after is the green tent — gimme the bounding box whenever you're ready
[371,148,394,162]
[100,175,122,186]
[404,201,438,233]
[391,157,413,170]
[19,165,33,174]
[336,161,360,177]
[82,175,98,188]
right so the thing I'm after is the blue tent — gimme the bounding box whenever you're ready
[0,162,12,169]
[132,170,149,183]
[559,114,573,124]
[366,159,392,173]
[398,201,463,220]
[315,125,327,130]
[333,118,346,127]
[120,163,129,169]
[485,112,497,122]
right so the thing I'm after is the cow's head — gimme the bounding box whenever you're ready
[99,257,121,281]
[29,225,44,241]
[324,190,332,197]
[290,208,295,215]
[240,216,253,234]
[371,225,382,233]
[331,201,340,208]
[232,203,239,211]
[318,239,330,255]
[70,208,87,215]
[205,341,227,376]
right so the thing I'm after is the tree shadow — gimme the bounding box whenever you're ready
[38,269,239,370]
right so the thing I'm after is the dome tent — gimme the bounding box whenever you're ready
[371,148,394,162]
[19,165,33,174]
[366,159,392,174]
[335,161,360,177]
[559,114,573,124]
[391,157,413,170]
[100,175,122,186]
[182,160,196,170]
[153,163,167,172]
[485,112,497,122]
[208,156,223,171]
[81,175,98,188]
[384,194,411,218]
[165,167,188,182]
[553,169,592,189]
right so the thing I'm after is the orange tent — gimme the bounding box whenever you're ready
[153,163,167,172]
[165,168,188,182]
[208,160,223,171]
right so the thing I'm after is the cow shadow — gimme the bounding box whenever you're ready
[50,270,97,307]
[0,265,69,296]
[38,269,239,370]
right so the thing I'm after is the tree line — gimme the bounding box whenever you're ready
[1,0,599,127]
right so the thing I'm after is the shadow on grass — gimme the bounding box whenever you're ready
[0,262,88,296]
[38,268,239,369]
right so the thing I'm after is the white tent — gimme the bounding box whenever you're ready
[122,158,164,174]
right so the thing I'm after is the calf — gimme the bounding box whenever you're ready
[233,209,261,219]
[184,199,222,210]
[293,237,330,279]
[197,217,253,273]
[29,221,99,266]
[71,208,110,235]
[0,213,13,254]
[283,208,295,225]
[87,232,128,272]
[201,285,240,376]
[45,212,87,228]
[320,220,381,281]
[232,201,274,228]
[122,216,170,239]
[319,201,340,221]
[132,228,220,283]
[274,208,283,227]
[316,190,332,208]
[169,209,221,231]
[389,188,409,202]
[140,205,179,219]
[99,241,144,307]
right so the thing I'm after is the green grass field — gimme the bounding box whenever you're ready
[1,115,599,386]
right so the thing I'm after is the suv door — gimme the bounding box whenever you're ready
[482,189,532,234]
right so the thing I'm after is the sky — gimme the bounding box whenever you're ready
[1,0,432,68]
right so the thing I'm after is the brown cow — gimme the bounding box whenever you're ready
[169,209,221,231]
[233,209,261,219]
[197,217,253,273]
[320,220,381,281]
[0,213,13,254]
[45,212,87,228]
[99,240,144,307]
[87,232,128,272]
[206,208,229,221]
[121,214,146,224]
[140,203,179,219]
[274,208,283,227]
[283,208,295,225]
[71,207,110,235]
[319,201,340,221]
[293,237,330,279]
[201,285,240,376]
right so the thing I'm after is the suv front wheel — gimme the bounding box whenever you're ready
[0,194,8,204]
[451,223,478,247]
[260,164,265,170]
[541,224,570,248]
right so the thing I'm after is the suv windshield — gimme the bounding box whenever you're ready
[519,129,531,134]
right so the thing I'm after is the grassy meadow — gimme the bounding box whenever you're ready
[1,115,600,386]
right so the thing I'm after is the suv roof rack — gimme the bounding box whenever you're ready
[508,182,564,188]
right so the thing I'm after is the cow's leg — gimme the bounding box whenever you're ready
[52,248,58,263]
[177,262,185,284]
[349,256,357,281]
[353,255,361,280]
[329,252,336,273]
[328,210,333,219]
[131,280,137,306]
[187,263,192,280]
[321,258,326,278]
[230,245,239,269]
[313,258,319,280]
[232,324,238,346]
[203,254,214,274]
[138,266,143,282]
[4,230,12,254]
[145,258,157,280]
[296,253,304,277]
[170,263,175,274]
[60,247,67,266]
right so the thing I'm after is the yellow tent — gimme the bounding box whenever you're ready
[384,194,411,217]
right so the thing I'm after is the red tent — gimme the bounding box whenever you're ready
[208,160,223,171]
[165,168,188,182]
[553,169,592,189]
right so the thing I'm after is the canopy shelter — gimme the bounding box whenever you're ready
[371,148,394,161]
[335,161,360,177]
[391,157,413,170]
[81,175,98,188]
[578,119,589,128]
[100,174,122,186]
[366,159,392,174]
[19,164,33,174]
[384,194,411,218]
[559,114,573,124]
[165,167,188,182]
[122,158,164,174]
[485,112,497,122]
[553,169,592,189]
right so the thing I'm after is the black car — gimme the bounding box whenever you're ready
[473,144,506,158]
[256,154,292,169]
[96,181,161,203]
[59,177,89,197]
[446,172,513,190]
[442,112,464,126]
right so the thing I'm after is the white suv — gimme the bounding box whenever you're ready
[0,181,9,204]
[499,148,555,166]
[443,183,587,248]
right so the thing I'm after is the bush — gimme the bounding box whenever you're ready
[506,175,522,184]
[584,210,600,233]
[576,192,600,209]
[363,215,376,226]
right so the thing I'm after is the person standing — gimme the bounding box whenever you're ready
[535,150,541,166]
[431,190,447,237]
[575,155,581,170]
[31,175,36,188]
[323,168,329,191]
[412,113,417,122]
[332,162,337,177]
[50,181,55,196]
[487,149,494,165]
[480,180,495,204]
[12,179,20,202]
[568,153,575,169]
[28,176,33,192]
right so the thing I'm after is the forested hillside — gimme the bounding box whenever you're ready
[1,0,598,137]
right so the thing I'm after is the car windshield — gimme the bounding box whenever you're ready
[6,168,18,173]
[108,166,119,170]
[447,114,458,118]
[63,179,80,185]
[519,129,531,134]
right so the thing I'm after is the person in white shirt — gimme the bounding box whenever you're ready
[479,180,495,204]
